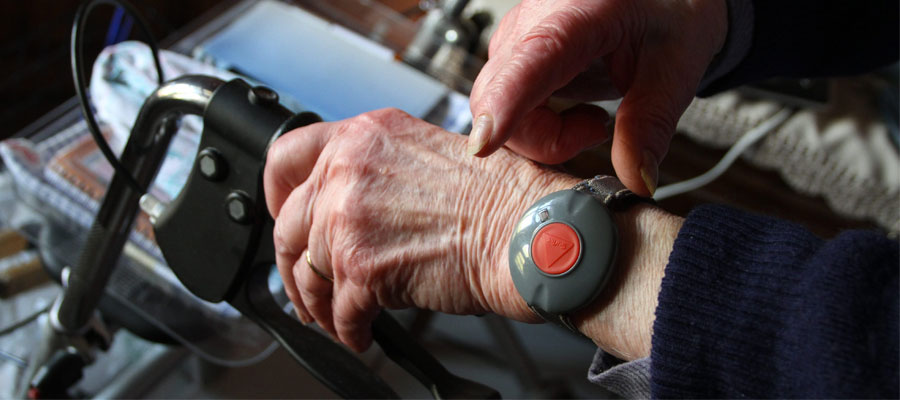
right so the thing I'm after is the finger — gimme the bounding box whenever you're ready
[471,4,521,106]
[300,211,337,337]
[281,267,311,325]
[611,56,699,197]
[273,182,317,322]
[274,179,337,335]
[474,2,530,104]
[467,54,500,119]
[504,103,611,164]
[294,248,336,337]
[470,3,530,118]
[332,284,379,353]
[288,251,314,324]
[486,2,520,58]
[263,121,331,219]
[467,3,624,157]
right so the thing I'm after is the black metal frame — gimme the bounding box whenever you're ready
[53,75,498,399]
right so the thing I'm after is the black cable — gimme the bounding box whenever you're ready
[71,0,165,193]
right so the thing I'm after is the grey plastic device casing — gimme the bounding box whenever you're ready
[508,190,618,314]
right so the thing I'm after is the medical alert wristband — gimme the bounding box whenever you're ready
[508,175,647,333]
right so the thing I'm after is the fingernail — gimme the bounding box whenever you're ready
[467,114,493,155]
[640,150,658,196]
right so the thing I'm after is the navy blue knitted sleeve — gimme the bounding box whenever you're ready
[650,205,899,398]
[699,0,899,96]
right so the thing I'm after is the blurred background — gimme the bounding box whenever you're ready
[0,0,895,398]
[0,1,228,139]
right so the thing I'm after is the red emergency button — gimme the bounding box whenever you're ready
[531,223,581,275]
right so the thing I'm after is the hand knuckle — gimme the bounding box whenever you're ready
[354,111,382,128]
[330,194,368,231]
[328,204,375,283]
[488,35,501,57]
[265,137,285,170]
[513,6,601,64]
[265,138,291,184]
[517,26,566,59]
[273,219,294,256]
[339,245,374,283]
[327,155,372,181]
[332,309,357,328]
[356,108,406,128]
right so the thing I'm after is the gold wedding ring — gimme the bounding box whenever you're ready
[306,250,333,283]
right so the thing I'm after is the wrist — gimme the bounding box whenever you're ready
[573,204,683,360]
[479,165,580,322]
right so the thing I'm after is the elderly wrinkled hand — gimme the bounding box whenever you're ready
[263,109,578,352]
[467,0,727,196]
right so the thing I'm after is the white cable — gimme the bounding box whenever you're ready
[654,107,794,201]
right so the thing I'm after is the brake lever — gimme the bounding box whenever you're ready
[228,219,398,398]
[371,313,499,399]
[148,77,499,398]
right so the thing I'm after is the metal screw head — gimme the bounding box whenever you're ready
[198,148,227,181]
[538,209,550,223]
[249,86,279,105]
[226,192,253,224]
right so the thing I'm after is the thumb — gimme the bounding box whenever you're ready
[611,72,694,197]
[467,38,583,157]
[503,103,611,164]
